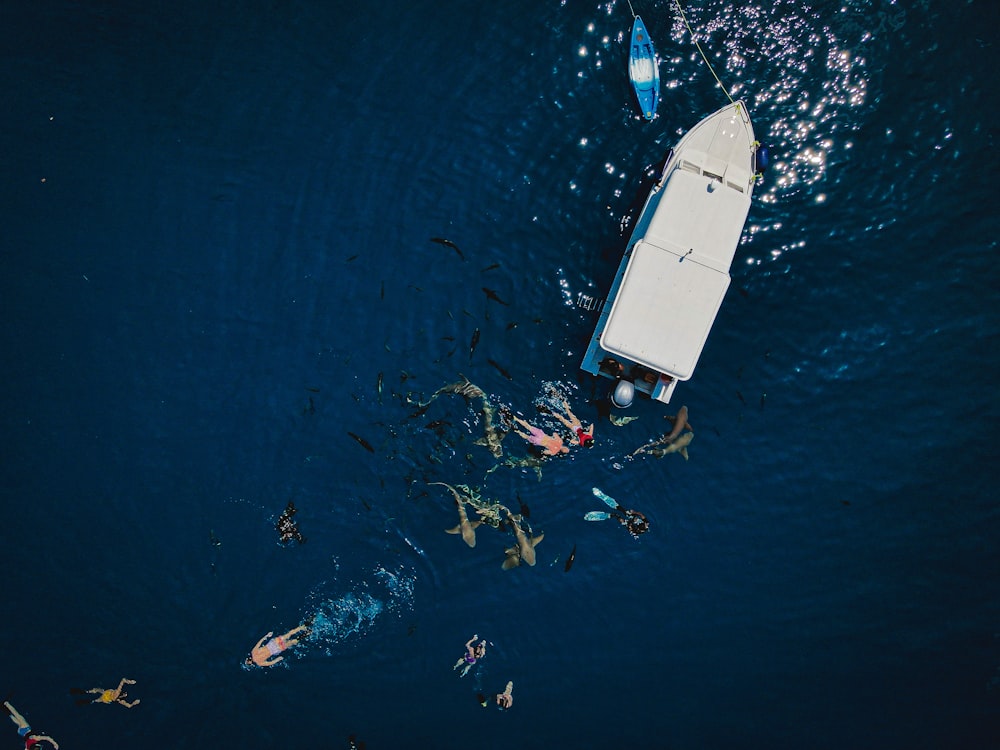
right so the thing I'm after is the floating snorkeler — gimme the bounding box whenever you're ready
[496,680,514,709]
[510,414,569,456]
[452,633,487,677]
[70,677,140,708]
[3,701,59,749]
[585,487,649,539]
[246,624,310,667]
[276,501,306,544]
[548,396,595,448]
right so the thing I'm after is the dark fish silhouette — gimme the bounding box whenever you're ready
[305,387,321,393]
[487,358,513,380]
[482,287,509,305]
[430,237,464,260]
[469,328,480,361]
[346,254,359,262]
[347,432,375,453]
[481,263,500,272]
[736,390,747,406]
[376,372,384,402]
[564,543,577,572]
[517,492,530,519]
[424,419,451,436]
[506,321,518,331]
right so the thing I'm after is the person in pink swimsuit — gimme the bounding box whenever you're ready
[246,624,310,667]
[511,415,569,456]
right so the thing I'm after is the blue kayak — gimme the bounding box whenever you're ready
[628,15,660,120]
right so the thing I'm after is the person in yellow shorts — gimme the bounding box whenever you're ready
[71,677,140,707]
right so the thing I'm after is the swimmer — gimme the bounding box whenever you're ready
[276,501,305,544]
[549,397,595,448]
[246,624,310,667]
[3,701,59,749]
[619,508,650,538]
[511,415,569,456]
[452,634,487,677]
[495,680,514,709]
[71,677,139,707]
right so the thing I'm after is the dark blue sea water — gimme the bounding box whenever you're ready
[2,1,998,748]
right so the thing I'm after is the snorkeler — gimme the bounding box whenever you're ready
[3,701,59,749]
[495,680,514,709]
[510,415,569,456]
[549,397,595,448]
[276,501,305,544]
[585,487,650,538]
[452,634,487,677]
[70,677,139,707]
[247,624,310,667]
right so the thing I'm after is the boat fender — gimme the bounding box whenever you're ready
[755,144,770,173]
[611,380,635,409]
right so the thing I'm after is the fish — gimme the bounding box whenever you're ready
[346,254,359,262]
[347,431,375,453]
[424,419,451,436]
[376,372,384,402]
[648,431,694,460]
[482,287,509,305]
[501,510,543,569]
[564,543,577,572]
[517,492,530,519]
[487,358,513,381]
[505,321,518,331]
[736,390,747,406]
[305,387,321,393]
[409,375,488,412]
[469,328,480,361]
[480,263,500,272]
[429,482,481,548]
[609,414,639,427]
[663,405,692,442]
[430,237,464,260]
[473,401,506,458]
[446,374,487,401]
[380,280,385,300]
[760,392,767,408]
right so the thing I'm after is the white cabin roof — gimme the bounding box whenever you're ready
[600,167,751,380]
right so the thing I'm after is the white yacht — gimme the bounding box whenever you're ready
[581,101,766,406]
